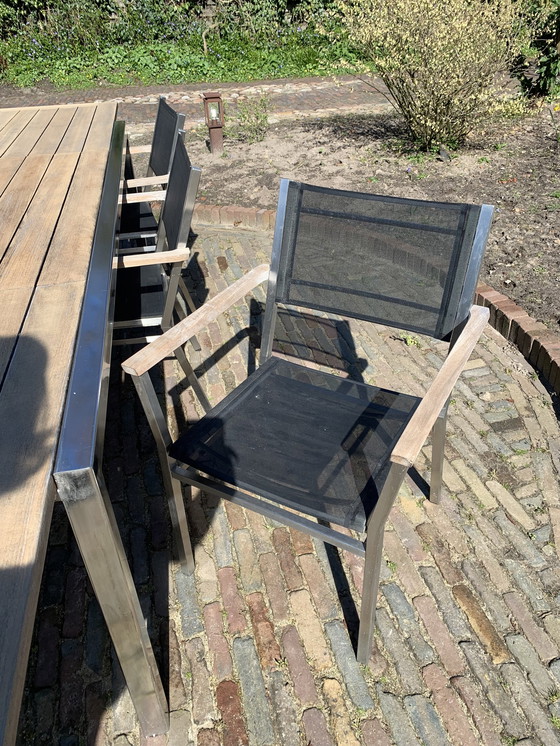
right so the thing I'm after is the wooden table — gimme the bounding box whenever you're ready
[0,103,167,743]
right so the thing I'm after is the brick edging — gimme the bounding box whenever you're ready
[192,202,560,397]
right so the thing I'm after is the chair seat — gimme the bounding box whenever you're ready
[168,356,420,532]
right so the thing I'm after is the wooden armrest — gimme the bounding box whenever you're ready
[390,305,489,469]
[122,174,169,189]
[113,247,190,270]
[122,264,269,377]
[118,190,166,205]
[127,144,151,154]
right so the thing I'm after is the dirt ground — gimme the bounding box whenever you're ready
[180,105,560,330]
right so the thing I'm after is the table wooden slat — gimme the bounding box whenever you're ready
[0,281,86,745]
[0,109,37,157]
[2,108,57,158]
[58,105,96,154]
[0,109,17,131]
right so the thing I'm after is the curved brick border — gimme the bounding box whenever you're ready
[192,202,560,397]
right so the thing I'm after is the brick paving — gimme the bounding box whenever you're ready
[16,218,560,745]
[10,78,560,744]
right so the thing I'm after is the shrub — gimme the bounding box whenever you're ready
[515,0,560,97]
[338,0,537,149]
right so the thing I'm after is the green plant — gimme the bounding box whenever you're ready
[338,0,538,149]
[399,332,422,348]
[230,95,270,143]
[515,0,560,97]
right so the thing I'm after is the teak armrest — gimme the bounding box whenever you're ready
[122,264,270,377]
[390,305,489,469]
[118,190,166,205]
[122,174,170,189]
[127,144,151,155]
[113,248,190,270]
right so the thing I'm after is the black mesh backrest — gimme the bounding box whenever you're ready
[273,181,492,341]
[159,136,194,251]
[148,97,184,176]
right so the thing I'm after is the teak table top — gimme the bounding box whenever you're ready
[0,101,118,745]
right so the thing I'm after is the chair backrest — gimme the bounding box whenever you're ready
[261,179,493,359]
[156,135,201,253]
[148,96,186,177]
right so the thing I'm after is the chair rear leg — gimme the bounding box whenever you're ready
[169,473,195,574]
[430,402,449,504]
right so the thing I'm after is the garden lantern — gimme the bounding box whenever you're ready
[203,92,224,154]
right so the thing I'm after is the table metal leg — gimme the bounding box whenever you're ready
[54,467,168,737]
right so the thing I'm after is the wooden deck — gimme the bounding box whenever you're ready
[0,102,118,745]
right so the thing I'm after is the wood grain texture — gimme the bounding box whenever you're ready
[112,247,189,269]
[83,102,118,152]
[0,282,85,746]
[123,173,169,189]
[390,305,490,468]
[122,263,270,377]
[2,108,56,157]
[0,109,37,157]
[119,189,166,204]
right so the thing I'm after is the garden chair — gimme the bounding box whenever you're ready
[122,179,494,664]
[113,135,201,346]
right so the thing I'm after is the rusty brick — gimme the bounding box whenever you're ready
[281,626,318,706]
[198,729,222,746]
[224,500,246,531]
[390,507,429,562]
[247,592,282,670]
[360,718,392,746]
[302,708,336,746]
[289,526,314,555]
[216,680,249,746]
[452,584,510,664]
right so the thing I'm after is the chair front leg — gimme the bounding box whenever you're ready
[168,469,195,574]
[357,462,407,664]
[430,399,450,504]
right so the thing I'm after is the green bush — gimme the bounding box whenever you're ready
[515,0,560,97]
[338,0,537,149]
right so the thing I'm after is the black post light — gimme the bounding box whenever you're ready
[203,92,224,154]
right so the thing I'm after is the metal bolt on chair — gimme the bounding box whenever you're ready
[122,179,494,664]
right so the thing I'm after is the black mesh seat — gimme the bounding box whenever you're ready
[123,178,494,665]
[169,356,420,532]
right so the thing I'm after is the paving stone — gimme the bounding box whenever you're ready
[389,508,429,562]
[184,637,217,726]
[216,680,249,746]
[211,504,234,568]
[376,687,422,746]
[59,639,85,729]
[461,558,513,633]
[203,602,233,682]
[168,709,194,746]
[34,606,60,688]
[218,566,247,635]
[325,621,375,709]
[382,583,434,665]
[422,499,471,556]
[460,642,527,739]
[62,567,87,639]
[245,510,274,555]
[233,528,263,593]
[273,527,304,591]
[269,670,301,746]
[259,552,290,623]
[175,567,204,637]
[452,584,510,664]
[500,663,560,745]
[505,634,557,697]
[302,708,336,746]
[413,595,465,676]
[487,481,537,532]
[299,553,340,620]
[496,515,548,573]
[450,461,498,508]
[233,638,275,746]
[504,559,552,614]
[419,566,472,639]
[281,625,319,706]
[404,693,452,746]
[451,675,504,746]
[194,544,219,604]
[359,718,392,746]
[416,522,464,585]
[322,678,361,746]
[504,592,559,662]
[247,592,282,670]
[290,589,332,671]
[375,608,424,695]
[422,663,481,746]
[383,531,428,599]
[544,614,560,649]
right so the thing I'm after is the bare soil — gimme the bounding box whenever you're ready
[178,106,560,331]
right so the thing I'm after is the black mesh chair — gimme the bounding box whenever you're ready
[113,136,201,346]
[122,179,494,664]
